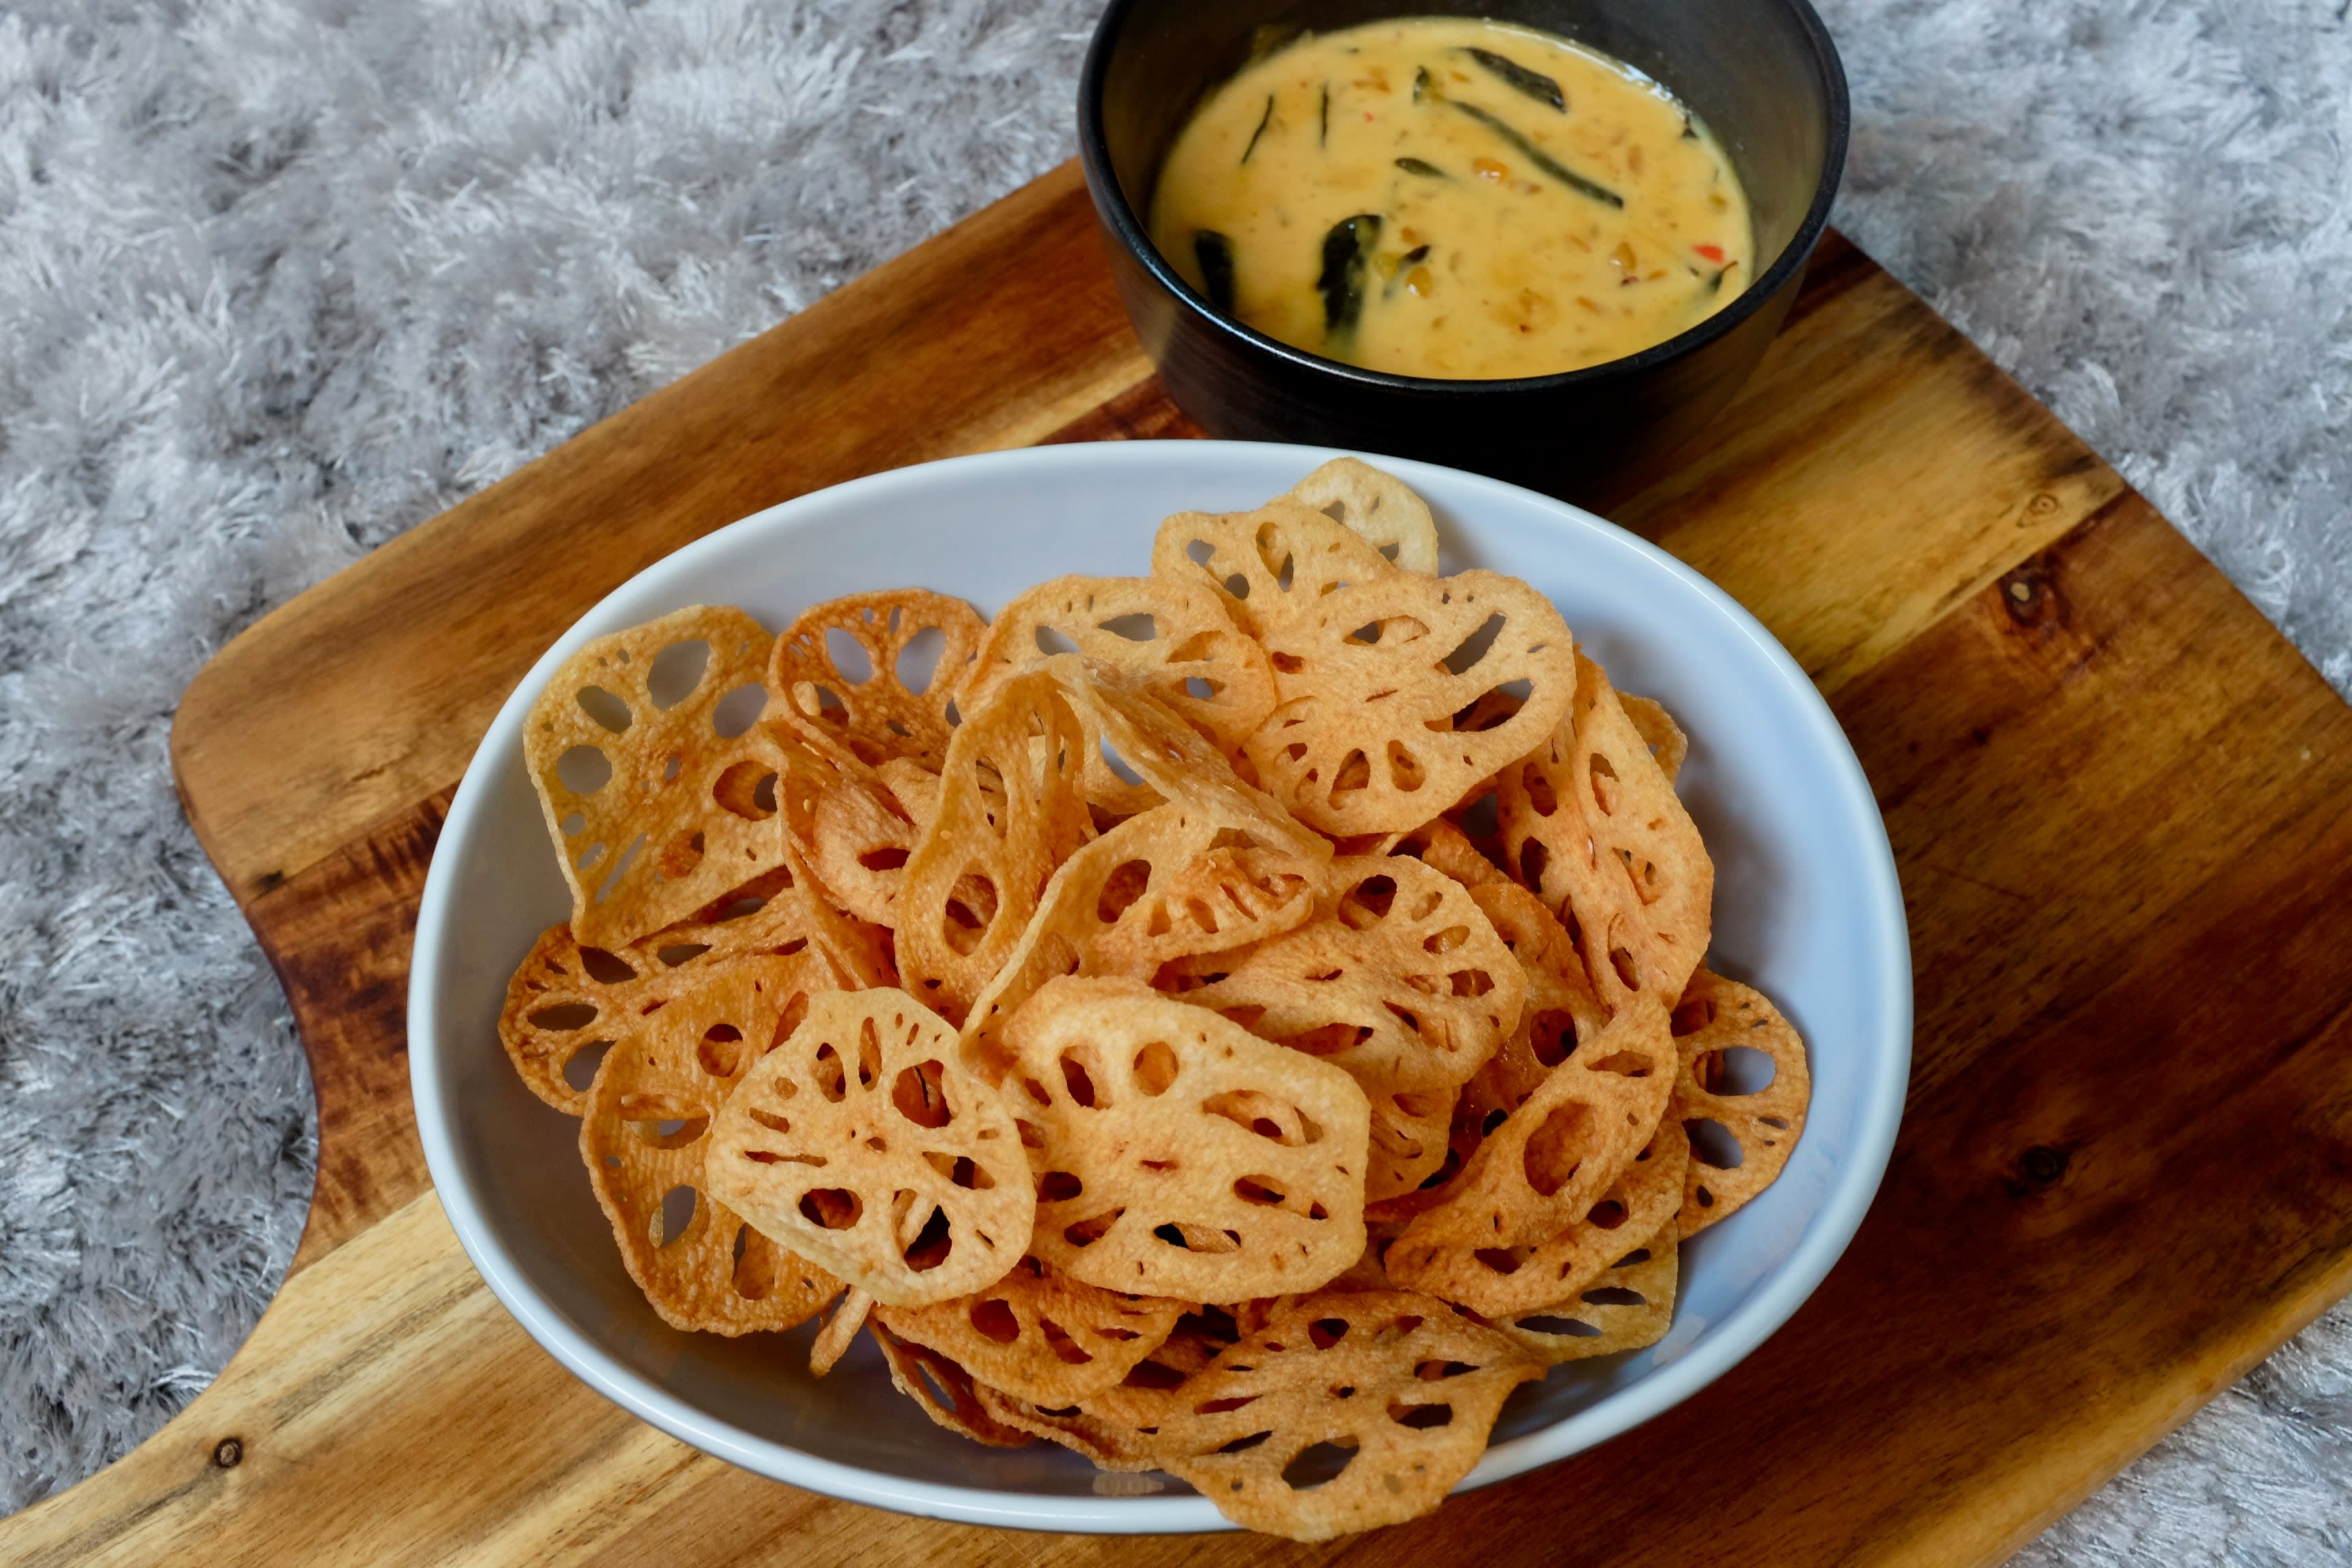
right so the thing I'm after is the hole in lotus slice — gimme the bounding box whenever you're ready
[1685,1117,1744,1170]
[970,1296,1022,1343]
[576,685,634,734]
[1695,1044,1777,1095]
[561,1039,615,1092]
[651,1184,700,1248]
[902,1204,953,1272]
[696,1024,744,1078]
[800,1188,862,1229]
[892,1060,952,1127]
[710,684,765,738]
[646,640,712,709]
[557,745,612,794]
[1280,1439,1360,1488]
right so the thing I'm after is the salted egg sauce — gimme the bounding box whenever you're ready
[1149,18,1755,380]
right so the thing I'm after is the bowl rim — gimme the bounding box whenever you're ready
[1077,0,1851,395]
[408,439,1911,1533]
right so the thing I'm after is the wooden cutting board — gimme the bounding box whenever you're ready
[13,161,2352,1567]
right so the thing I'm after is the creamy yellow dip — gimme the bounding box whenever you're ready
[1149,18,1755,380]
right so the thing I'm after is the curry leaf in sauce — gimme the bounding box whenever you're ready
[1318,214,1382,336]
[1194,231,1239,314]
[1464,48,1565,111]
[1240,95,1275,164]
[1448,101,1624,208]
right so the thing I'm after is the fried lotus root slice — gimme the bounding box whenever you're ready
[766,589,985,773]
[1148,1290,1544,1541]
[1288,456,1442,574]
[973,1331,1225,1471]
[965,574,1278,758]
[704,988,1035,1307]
[1498,651,1712,1009]
[1151,496,1398,638]
[1172,857,1524,1098]
[1458,882,1614,1126]
[501,855,894,1115]
[1388,816,1507,889]
[525,606,785,947]
[1391,1113,1688,1318]
[1244,570,1576,837]
[874,1256,1186,1405]
[502,924,643,1115]
[1492,1217,1679,1365]
[1390,992,1673,1259]
[1619,692,1688,786]
[1671,970,1811,1236]
[1365,1085,1460,1205]
[896,670,1094,1024]
[1010,977,1370,1301]
[870,1322,1036,1448]
[960,803,1323,1082]
[808,772,926,928]
[580,955,843,1333]
[1047,657,1329,865]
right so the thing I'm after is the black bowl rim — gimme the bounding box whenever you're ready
[1077,0,1851,397]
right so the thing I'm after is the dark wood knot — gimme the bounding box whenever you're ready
[2019,1145,2072,1186]
[1997,559,2068,632]
[213,1437,243,1469]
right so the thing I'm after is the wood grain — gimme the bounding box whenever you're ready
[14,161,2349,1564]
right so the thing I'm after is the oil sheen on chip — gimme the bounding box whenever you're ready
[1149,17,1755,380]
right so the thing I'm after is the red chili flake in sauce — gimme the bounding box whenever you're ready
[1693,244,1727,263]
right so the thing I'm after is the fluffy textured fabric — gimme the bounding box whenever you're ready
[0,1,2343,1558]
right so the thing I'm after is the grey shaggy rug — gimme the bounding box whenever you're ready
[0,0,2345,1557]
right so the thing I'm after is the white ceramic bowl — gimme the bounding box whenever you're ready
[409,440,1910,1533]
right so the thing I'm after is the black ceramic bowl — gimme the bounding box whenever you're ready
[1078,0,1848,504]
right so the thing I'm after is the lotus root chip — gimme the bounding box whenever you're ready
[1045,657,1329,866]
[971,1330,1227,1471]
[1389,992,1672,1261]
[525,606,787,947]
[1619,692,1688,787]
[809,1286,875,1376]
[809,774,924,928]
[895,670,1094,1023]
[1243,570,1576,836]
[1151,496,1398,639]
[500,849,894,1116]
[961,803,1324,1082]
[1145,1289,1542,1541]
[579,954,843,1333]
[875,1255,1186,1405]
[1388,816,1507,889]
[966,574,1278,760]
[870,1322,1036,1448]
[765,589,984,773]
[1364,1085,1459,1204]
[1670,970,1810,1235]
[1169,857,1523,1098]
[704,987,1034,1307]
[1289,456,1442,574]
[973,1385,1162,1471]
[1494,1215,1679,1365]
[1008,977,1369,1301]
[501,924,641,1115]
[1458,881,1614,1126]
[1390,1113,1688,1318]
[1498,651,1712,1009]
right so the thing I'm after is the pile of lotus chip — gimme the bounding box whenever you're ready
[502,459,1810,1540]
